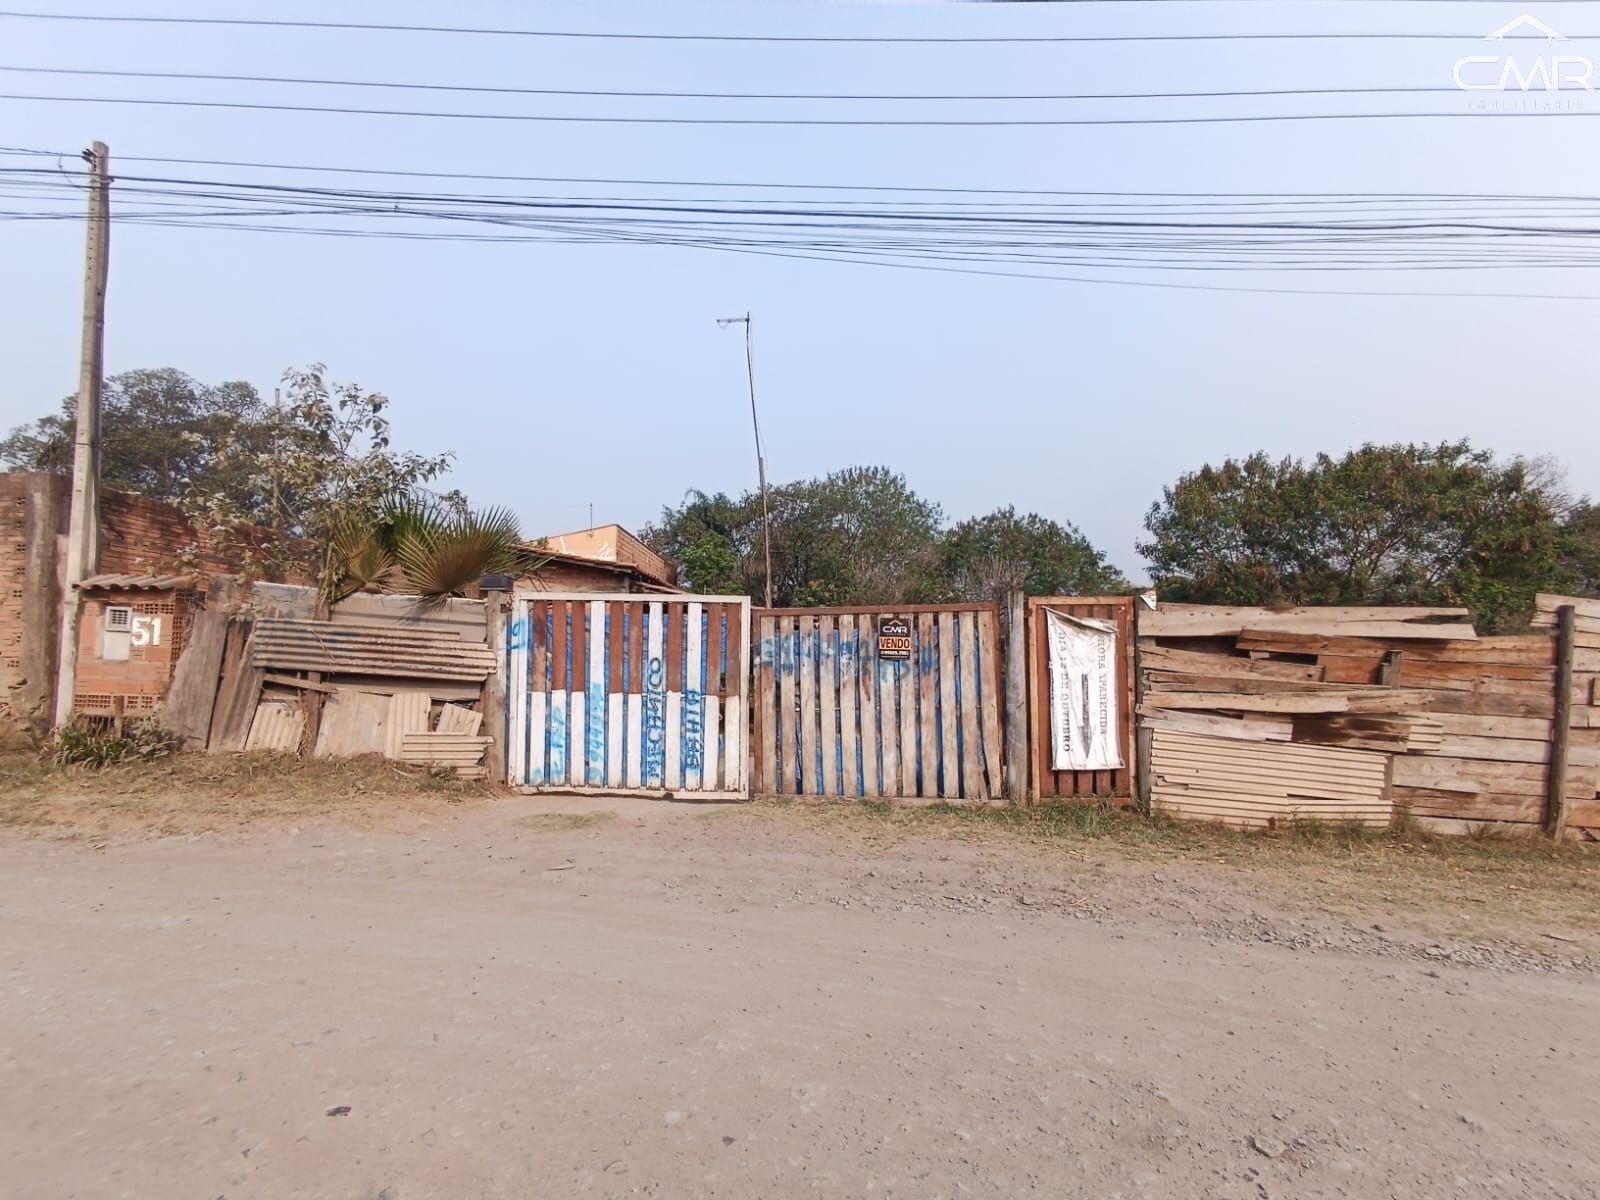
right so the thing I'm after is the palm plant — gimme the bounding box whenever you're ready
[320,492,537,607]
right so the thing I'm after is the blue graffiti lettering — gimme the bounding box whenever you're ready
[643,655,667,788]
[586,685,607,784]
[683,689,704,771]
[508,616,531,652]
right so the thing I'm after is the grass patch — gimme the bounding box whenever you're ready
[0,749,497,837]
[516,811,617,833]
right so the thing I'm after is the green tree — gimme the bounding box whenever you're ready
[1139,442,1576,631]
[1,368,270,507]
[1564,503,1600,596]
[937,507,1128,603]
[643,467,944,605]
[184,364,455,592]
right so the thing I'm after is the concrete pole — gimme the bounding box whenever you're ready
[53,142,111,728]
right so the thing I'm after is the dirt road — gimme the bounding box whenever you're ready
[2,796,1596,1199]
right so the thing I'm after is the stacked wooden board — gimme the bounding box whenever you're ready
[1151,730,1393,829]
[1141,596,1600,836]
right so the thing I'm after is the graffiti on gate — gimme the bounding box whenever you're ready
[508,616,531,652]
[548,697,567,770]
[643,653,667,787]
[683,689,704,771]
[586,685,607,785]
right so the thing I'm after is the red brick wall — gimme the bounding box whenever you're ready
[73,587,195,714]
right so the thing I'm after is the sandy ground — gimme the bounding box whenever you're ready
[1,793,1597,1200]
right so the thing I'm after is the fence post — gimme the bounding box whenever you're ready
[1003,589,1030,804]
[1546,604,1576,839]
[484,590,509,786]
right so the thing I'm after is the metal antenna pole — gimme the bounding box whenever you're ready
[719,314,773,608]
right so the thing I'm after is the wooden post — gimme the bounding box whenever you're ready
[53,141,111,729]
[483,591,509,785]
[1546,604,1577,839]
[1003,589,1029,804]
[1379,650,1404,686]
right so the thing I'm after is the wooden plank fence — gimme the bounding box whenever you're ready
[752,605,1004,801]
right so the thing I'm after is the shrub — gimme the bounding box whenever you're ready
[51,716,183,770]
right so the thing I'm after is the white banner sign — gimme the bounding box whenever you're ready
[1045,610,1124,773]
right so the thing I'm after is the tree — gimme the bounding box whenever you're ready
[1564,503,1600,596]
[1139,442,1576,631]
[326,493,527,605]
[643,467,944,605]
[1,368,270,508]
[184,364,456,593]
[937,507,1128,602]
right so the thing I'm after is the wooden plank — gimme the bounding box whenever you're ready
[937,612,958,799]
[797,614,818,794]
[1142,710,1295,741]
[209,623,264,753]
[684,601,705,791]
[704,690,722,792]
[879,638,901,798]
[661,603,681,790]
[1534,593,1600,624]
[899,653,918,800]
[958,611,985,800]
[625,601,644,790]
[437,703,483,736]
[585,599,608,789]
[1138,643,1324,681]
[818,615,839,797]
[1392,755,1597,797]
[606,600,626,789]
[1029,602,1050,802]
[1549,604,1577,837]
[483,594,509,785]
[1143,603,1474,639]
[157,597,230,749]
[1003,591,1028,803]
[384,691,431,760]
[779,615,800,795]
[978,609,1004,800]
[313,689,388,758]
[858,622,881,798]
[754,613,776,795]
[838,615,859,797]
[569,601,590,787]
[728,599,750,795]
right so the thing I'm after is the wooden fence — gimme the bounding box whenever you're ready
[751,605,1004,800]
[1027,596,1137,803]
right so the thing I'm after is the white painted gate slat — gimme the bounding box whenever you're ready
[684,602,704,791]
[586,600,607,787]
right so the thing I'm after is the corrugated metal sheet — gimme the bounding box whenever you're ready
[251,619,496,681]
[244,701,305,753]
[1152,730,1392,829]
[77,573,195,591]
[330,593,488,642]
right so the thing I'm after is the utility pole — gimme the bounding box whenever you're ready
[53,141,111,728]
[717,313,773,608]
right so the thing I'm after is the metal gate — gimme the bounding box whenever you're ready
[753,605,1005,800]
[507,593,751,798]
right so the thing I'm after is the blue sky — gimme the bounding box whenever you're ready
[3,1,1599,579]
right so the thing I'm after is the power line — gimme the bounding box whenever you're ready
[7,91,1599,127]
[0,63,1488,103]
[5,8,1592,43]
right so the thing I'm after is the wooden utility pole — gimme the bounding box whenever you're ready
[52,141,111,728]
[1546,604,1577,839]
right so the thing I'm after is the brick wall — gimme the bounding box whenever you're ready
[73,587,196,714]
[0,471,263,721]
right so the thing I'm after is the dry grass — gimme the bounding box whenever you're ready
[0,749,495,839]
[742,797,1600,946]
